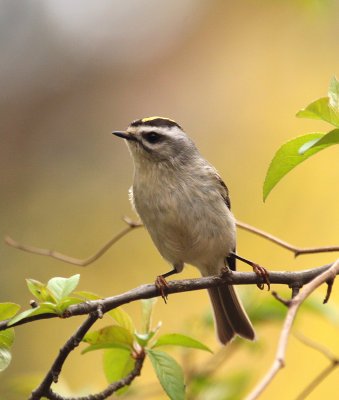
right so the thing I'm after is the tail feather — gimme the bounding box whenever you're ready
[207,285,256,345]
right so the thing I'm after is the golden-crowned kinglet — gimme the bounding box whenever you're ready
[113,117,255,345]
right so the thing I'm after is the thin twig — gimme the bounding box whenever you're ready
[295,363,338,400]
[294,332,338,362]
[46,356,145,400]
[5,219,338,267]
[0,263,336,332]
[294,333,339,400]
[245,258,339,400]
[294,332,339,400]
[4,217,142,266]
[29,312,99,400]
[236,221,339,256]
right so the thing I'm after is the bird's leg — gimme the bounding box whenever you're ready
[229,252,270,290]
[155,268,178,303]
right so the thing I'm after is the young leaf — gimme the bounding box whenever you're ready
[147,349,185,400]
[47,274,80,303]
[108,308,135,334]
[152,333,212,353]
[263,133,325,201]
[298,128,339,154]
[103,348,135,396]
[135,331,155,347]
[26,279,56,303]
[296,76,339,127]
[296,97,339,127]
[83,325,134,349]
[141,298,157,334]
[56,297,85,314]
[0,345,11,372]
[328,76,339,109]
[7,304,57,326]
[75,291,101,300]
[0,303,20,320]
[0,328,14,348]
[82,343,130,354]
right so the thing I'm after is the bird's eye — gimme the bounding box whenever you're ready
[143,131,162,144]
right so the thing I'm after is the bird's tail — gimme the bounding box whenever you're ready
[207,285,256,345]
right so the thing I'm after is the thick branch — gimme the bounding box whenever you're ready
[0,263,336,332]
[245,258,339,400]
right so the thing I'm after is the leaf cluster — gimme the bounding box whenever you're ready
[80,295,212,399]
[263,76,339,200]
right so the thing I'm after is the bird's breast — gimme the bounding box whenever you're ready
[132,175,236,268]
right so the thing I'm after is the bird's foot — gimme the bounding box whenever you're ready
[251,263,270,291]
[155,275,169,303]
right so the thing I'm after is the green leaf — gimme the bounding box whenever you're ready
[141,298,157,334]
[47,274,80,303]
[263,133,326,201]
[0,328,14,348]
[152,333,212,353]
[296,97,339,127]
[83,325,134,349]
[298,128,339,154]
[147,349,185,400]
[0,345,11,372]
[103,348,135,396]
[26,279,56,303]
[56,297,85,314]
[75,291,101,300]
[328,76,339,109]
[135,331,155,347]
[108,308,135,334]
[0,303,20,320]
[7,304,57,326]
[82,343,130,354]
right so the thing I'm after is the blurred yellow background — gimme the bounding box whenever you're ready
[1,0,338,399]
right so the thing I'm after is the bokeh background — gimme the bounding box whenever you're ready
[1,0,338,398]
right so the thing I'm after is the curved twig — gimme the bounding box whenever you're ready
[29,313,99,400]
[4,217,142,266]
[236,221,339,256]
[293,333,339,400]
[5,219,338,267]
[245,258,339,400]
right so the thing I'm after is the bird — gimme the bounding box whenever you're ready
[113,116,256,345]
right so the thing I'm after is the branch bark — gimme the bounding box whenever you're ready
[0,263,336,332]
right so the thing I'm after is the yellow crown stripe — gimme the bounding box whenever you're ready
[141,116,177,124]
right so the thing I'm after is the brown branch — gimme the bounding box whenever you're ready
[5,219,338,268]
[29,309,145,400]
[46,356,145,400]
[236,221,339,256]
[0,263,336,332]
[245,258,339,400]
[29,312,99,400]
[4,217,142,266]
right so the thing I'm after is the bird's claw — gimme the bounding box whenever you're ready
[155,275,169,303]
[252,263,270,290]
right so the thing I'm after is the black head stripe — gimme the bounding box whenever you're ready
[130,117,182,130]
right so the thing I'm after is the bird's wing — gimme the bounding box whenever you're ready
[211,171,237,271]
[213,173,231,210]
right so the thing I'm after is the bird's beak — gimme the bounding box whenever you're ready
[112,131,136,141]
